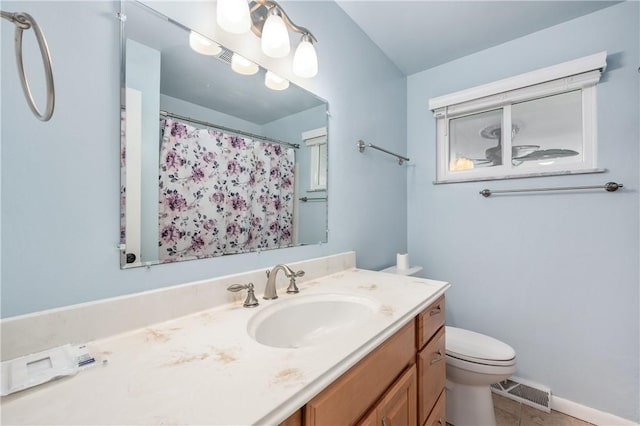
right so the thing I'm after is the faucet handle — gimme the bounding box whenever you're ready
[227,283,259,308]
[286,269,305,294]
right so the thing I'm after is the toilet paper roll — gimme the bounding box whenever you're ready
[396,253,409,270]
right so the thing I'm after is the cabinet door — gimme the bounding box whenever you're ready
[417,326,446,426]
[357,365,417,426]
[357,410,377,426]
[377,365,417,426]
[305,322,415,426]
[423,390,446,426]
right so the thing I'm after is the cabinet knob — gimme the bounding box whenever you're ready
[381,417,387,426]
[429,306,442,316]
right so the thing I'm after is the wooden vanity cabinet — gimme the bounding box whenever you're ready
[281,295,446,426]
[304,321,415,426]
[417,295,446,426]
[280,409,303,426]
[423,391,446,426]
[417,326,445,425]
[417,295,445,349]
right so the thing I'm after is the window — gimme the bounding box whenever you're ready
[429,52,606,183]
[302,127,327,191]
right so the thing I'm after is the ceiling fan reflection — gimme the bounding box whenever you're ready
[472,124,578,167]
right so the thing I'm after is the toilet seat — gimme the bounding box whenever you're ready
[446,326,516,367]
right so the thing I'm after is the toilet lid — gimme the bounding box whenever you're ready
[446,326,516,364]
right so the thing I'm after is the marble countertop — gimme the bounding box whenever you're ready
[1,268,449,425]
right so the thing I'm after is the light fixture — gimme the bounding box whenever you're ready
[261,8,290,58]
[231,53,259,75]
[189,31,222,56]
[265,70,289,90]
[293,34,318,78]
[217,0,318,78]
[216,0,251,34]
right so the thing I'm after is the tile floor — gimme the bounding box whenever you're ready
[492,393,595,426]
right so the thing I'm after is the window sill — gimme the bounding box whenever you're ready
[433,168,607,185]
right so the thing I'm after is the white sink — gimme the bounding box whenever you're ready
[247,293,379,348]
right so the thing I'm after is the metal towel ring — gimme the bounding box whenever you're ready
[1,11,55,121]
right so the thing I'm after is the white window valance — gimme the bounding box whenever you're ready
[428,51,606,112]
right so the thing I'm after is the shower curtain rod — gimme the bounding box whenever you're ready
[160,110,300,149]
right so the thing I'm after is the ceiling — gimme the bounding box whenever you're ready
[335,1,620,75]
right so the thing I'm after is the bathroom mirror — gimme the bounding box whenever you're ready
[120,1,328,269]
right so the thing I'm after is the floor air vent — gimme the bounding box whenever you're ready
[491,377,551,413]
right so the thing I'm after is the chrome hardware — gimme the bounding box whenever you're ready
[264,264,305,299]
[480,181,623,197]
[430,350,444,365]
[357,139,409,165]
[381,416,387,426]
[227,283,259,308]
[299,196,327,202]
[286,270,305,294]
[1,11,55,121]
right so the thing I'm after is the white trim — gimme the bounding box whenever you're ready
[305,135,327,147]
[428,51,606,110]
[551,395,638,426]
[124,88,142,266]
[433,70,602,118]
[301,126,327,141]
[433,167,606,184]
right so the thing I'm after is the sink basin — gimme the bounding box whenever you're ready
[247,293,379,348]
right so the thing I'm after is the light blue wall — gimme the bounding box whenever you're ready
[0,1,407,317]
[407,2,639,421]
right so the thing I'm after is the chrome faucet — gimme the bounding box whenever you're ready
[227,283,259,308]
[264,264,305,300]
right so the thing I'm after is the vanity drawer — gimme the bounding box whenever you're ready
[304,321,416,426]
[422,389,446,426]
[417,326,446,426]
[416,295,445,349]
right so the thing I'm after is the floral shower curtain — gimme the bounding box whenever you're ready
[158,119,295,262]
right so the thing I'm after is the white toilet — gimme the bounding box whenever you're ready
[445,326,517,426]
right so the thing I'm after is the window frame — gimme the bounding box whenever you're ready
[302,127,327,191]
[429,52,606,184]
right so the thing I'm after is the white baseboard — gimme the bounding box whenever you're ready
[551,395,638,426]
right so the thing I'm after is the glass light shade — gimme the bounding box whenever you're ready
[231,53,259,75]
[261,12,290,58]
[216,0,251,34]
[293,39,318,78]
[264,71,289,91]
[189,31,222,56]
